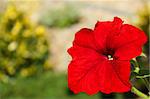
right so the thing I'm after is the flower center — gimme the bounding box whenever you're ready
[102,48,114,60]
[107,54,113,60]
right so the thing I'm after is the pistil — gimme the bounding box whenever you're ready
[108,55,113,60]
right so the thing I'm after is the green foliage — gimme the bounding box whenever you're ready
[40,5,80,28]
[0,72,100,99]
[0,5,50,82]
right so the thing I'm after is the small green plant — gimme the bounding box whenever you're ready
[40,5,80,28]
[0,5,50,82]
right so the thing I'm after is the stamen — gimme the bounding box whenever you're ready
[108,55,113,60]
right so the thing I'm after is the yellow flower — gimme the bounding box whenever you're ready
[20,66,36,77]
[23,29,32,38]
[5,66,15,75]
[43,60,52,70]
[35,26,45,36]
[5,5,18,20]
[17,42,29,58]
[20,68,28,77]
[11,21,22,36]
[8,41,18,51]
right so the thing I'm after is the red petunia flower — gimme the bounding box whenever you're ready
[67,17,147,95]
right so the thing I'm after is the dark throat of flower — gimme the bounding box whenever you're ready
[102,48,115,60]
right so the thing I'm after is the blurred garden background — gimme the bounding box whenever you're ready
[0,0,149,99]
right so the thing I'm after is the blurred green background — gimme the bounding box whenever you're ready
[0,0,149,99]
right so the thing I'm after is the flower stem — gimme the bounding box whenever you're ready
[131,87,149,99]
[136,74,150,78]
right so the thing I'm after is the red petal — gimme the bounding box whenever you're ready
[114,42,142,60]
[97,60,131,94]
[68,45,101,60]
[94,17,123,51]
[110,60,131,92]
[68,45,105,95]
[94,21,112,50]
[113,24,147,60]
[73,28,98,50]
